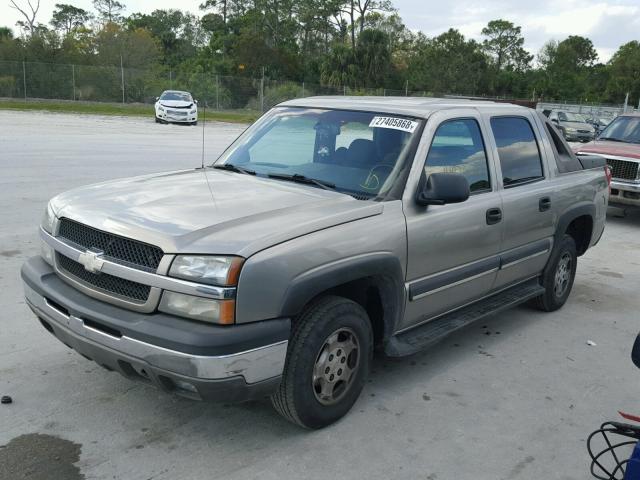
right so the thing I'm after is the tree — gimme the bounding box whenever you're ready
[0,27,13,40]
[320,43,358,86]
[408,29,488,95]
[9,0,40,35]
[50,4,91,35]
[93,0,125,24]
[606,41,640,104]
[353,0,392,36]
[481,19,531,72]
[126,10,204,66]
[355,28,391,87]
[537,35,598,100]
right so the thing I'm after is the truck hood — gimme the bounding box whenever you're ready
[575,140,640,160]
[50,169,383,257]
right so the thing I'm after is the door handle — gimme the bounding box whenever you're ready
[539,197,551,212]
[486,207,502,225]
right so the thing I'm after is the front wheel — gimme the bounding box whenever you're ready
[271,295,372,429]
[532,234,577,312]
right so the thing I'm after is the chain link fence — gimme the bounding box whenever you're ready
[1,60,635,116]
[0,60,422,113]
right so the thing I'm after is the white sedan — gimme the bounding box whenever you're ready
[155,90,198,125]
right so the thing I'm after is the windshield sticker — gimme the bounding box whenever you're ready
[369,116,418,133]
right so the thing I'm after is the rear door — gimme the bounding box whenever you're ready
[485,111,555,289]
[401,109,503,330]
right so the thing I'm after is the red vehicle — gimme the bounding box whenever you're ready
[575,113,640,211]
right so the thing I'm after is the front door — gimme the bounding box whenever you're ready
[401,110,503,331]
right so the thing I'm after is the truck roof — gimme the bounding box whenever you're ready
[280,96,531,118]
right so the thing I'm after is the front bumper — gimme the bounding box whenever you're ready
[156,110,197,123]
[22,256,289,402]
[565,131,594,142]
[610,180,640,208]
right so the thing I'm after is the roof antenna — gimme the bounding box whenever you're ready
[201,101,206,169]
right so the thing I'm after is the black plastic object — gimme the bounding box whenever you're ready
[588,421,640,480]
[577,154,607,170]
[632,335,640,369]
[417,173,470,206]
[1,395,12,404]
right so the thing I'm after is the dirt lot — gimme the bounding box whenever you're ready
[1,110,639,480]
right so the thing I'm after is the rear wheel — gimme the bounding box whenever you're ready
[532,234,577,312]
[271,295,372,429]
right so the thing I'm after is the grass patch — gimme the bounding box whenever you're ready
[0,98,258,123]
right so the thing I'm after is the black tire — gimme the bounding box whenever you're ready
[155,116,160,123]
[192,121,198,126]
[532,234,577,312]
[271,295,372,429]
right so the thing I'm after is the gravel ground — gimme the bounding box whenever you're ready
[1,110,639,480]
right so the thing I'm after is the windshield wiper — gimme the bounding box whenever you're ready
[267,173,336,191]
[212,164,256,175]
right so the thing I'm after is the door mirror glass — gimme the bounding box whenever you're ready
[416,173,470,206]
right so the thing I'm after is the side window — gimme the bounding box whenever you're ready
[490,117,544,187]
[424,119,491,193]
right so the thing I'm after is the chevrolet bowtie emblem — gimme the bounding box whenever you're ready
[78,249,105,274]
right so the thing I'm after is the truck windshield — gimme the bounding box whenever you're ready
[214,107,422,198]
[599,116,640,144]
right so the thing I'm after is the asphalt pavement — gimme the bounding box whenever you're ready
[1,110,639,480]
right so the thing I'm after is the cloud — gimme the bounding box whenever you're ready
[394,0,639,62]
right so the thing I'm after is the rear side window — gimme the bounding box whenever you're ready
[490,117,544,187]
[424,119,491,193]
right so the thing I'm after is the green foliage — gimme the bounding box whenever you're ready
[407,29,488,95]
[51,4,92,35]
[606,41,640,104]
[0,2,638,106]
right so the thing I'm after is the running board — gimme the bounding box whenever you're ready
[386,279,545,357]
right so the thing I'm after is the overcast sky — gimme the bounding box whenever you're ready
[2,0,639,62]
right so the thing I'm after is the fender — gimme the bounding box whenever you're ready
[279,253,406,341]
[555,202,595,244]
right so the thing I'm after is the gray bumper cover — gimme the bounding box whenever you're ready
[21,256,289,402]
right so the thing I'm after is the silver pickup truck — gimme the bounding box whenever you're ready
[22,97,609,428]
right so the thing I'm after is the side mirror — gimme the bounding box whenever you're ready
[194,99,198,104]
[155,96,159,101]
[632,334,640,369]
[416,173,470,206]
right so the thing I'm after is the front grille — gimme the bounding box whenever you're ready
[58,218,163,271]
[578,129,592,134]
[57,253,151,302]
[168,110,188,116]
[606,158,640,181]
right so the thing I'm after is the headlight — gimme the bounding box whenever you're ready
[159,291,235,324]
[41,202,55,234]
[158,106,165,112]
[565,127,576,132]
[169,256,243,286]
